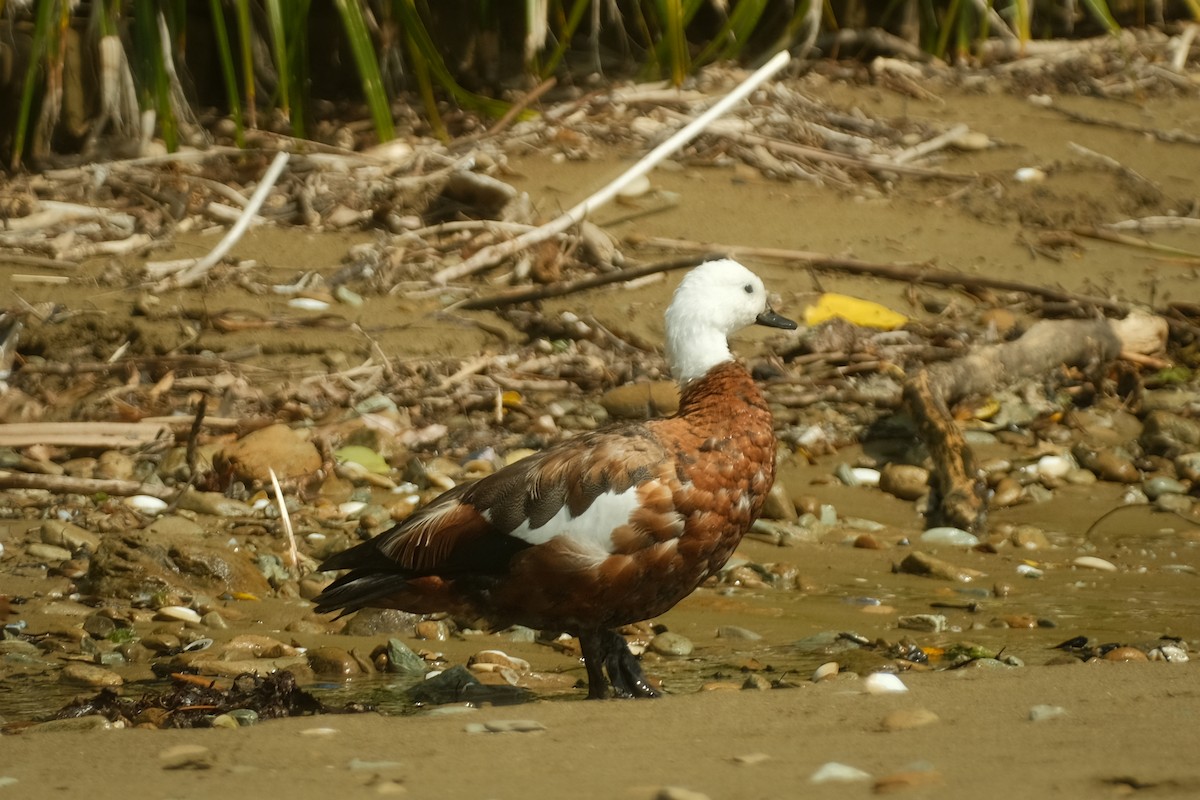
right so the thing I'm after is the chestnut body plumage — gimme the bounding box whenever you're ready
[314,259,795,698]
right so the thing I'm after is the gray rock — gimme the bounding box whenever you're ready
[40,520,100,552]
[386,638,428,677]
[26,543,71,562]
[650,631,694,657]
[60,663,123,688]
[344,608,420,637]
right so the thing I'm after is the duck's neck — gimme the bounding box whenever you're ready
[667,329,733,385]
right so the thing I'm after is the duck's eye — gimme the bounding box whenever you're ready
[743,284,753,294]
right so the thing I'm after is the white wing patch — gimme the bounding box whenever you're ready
[508,488,643,554]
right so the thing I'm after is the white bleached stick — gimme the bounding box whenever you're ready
[431,49,792,285]
[148,150,290,288]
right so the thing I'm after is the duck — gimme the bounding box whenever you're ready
[313,258,796,698]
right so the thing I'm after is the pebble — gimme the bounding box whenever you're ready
[1029,704,1067,722]
[125,494,168,514]
[415,620,450,641]
[469,650,530,672]
[742,674,772,690]
[1036,454,1073,480]
[897,614,946,633]
[1073,446,1139,483]
[26,715,117,733]
[1148,644,1189,663]
[715,625,762,641]
[1155,493,1194,514]
[219,424,321,484]
[177,490,255,517]
[760,482,798,522]
[863,672,908,694]
[1143,476,1186,499]
[1103,646,1149,662]
[40,519,100,552]
[810,762,872,784]
[1175,452,1200,482]
[655,788,711,800]
[60,663,123,687]
[918,527,979,547]
[874,768,943,792]
[1010,526,1050,550]
[600,381,679,419]
[990,477,1023,507]
[898,552,985,583]
[1016,563,1044,578]
[386,638,428,676]
[650,631,694,657]
[26,542,72,562]
[880,708,939,731]
[345,608,420,636]
[1072,556,1117,572]
[159,744,214,770]
[308,646,364,676]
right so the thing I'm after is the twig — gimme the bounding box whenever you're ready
[268,467,299,572]
[431,50,792,285]
[147,151,290,289]
[0,470,175,500]
[1105,216,1200,233]
[630,236,1146,315]
[1073,226,1200,260]
[185,397,207,478]
[456,253,717,311]
[0,421,171,449]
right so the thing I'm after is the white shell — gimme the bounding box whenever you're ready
[1016,564,1044,578]
[1072,555,1117,572]
[812,661,839,682]
[919,527,980,547]
[863,672,908,694]
[155,605,202,623]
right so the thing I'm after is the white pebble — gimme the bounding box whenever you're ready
[850,467,881,487]
[1036,454,1073,480]
[863,672,908,694]
[1029,704,1067,722]
[1072,556,1117,572]
[1016,564,1044,578]
[1014,167,1047,184]
[919,527,980,547]
[125,495,168,514]
[299,727,339,737]
[1148,645,1189,663]
[616,174,652,199]
[810,762,872,783]
[288,297,330,311]
[338,501,367,517]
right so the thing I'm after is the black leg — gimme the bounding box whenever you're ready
[577,629,660,700]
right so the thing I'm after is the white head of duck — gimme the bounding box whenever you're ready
[664,258,797,384]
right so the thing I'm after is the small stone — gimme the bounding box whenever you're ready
[655,788,711,800]
[26,715,116,733]
[649,631,694,657]
[415,620,449,641]
[880,708,939,731]
[141,633,182,653]
[41,520,101,552]
[60,663,123,688]
[1143,476,1186,499]
[1103,646,1148,662]
[990,477,1023,507]
[897,614,946,633]
[853,533,882,549]
[202,611,230,630]
[344,608,419,636]
[82,613,118,639]
[228,708,260,727]
[863,672,908,694]
[218,424,321,485]
[469,650,531,672]
[918,527,979,547]
[26,542,71,562]
[96,450,136,481]
[1010,526,1050,550]
[159,744,213,770]
[742,674,772,691]
[898,552,985,583]
[1029,704,1067,722]
[874,769,942,792]
[715,625,762,641]
[209,714,239,730]
[600,382,680,420]
[386,638,428,676]
[879,463,929,500]
[810,762,872,784]
[999,614,1038,629]
[760,482,798,522]
[308,646,363,676]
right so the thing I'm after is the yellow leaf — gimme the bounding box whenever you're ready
[804,293,908,330]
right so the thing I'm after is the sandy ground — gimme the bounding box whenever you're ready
[4,665,1198,799]
[3,69,1200,799]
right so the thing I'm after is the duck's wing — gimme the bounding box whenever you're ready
[314,426,678,612]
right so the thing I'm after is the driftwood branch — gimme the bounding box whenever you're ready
[0,470,175,500]
[0,421,172,449]
[432,50,792,285]
[904,319,1124,535]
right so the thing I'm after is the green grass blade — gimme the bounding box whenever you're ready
[208,0,245,145]
[9,0,58,169]
[334,0,395,142]
[694,0,771,65]
[265,0,291,124]
[1079,0,1120,34]
[539,0,590,78]
[233,0,256,129]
